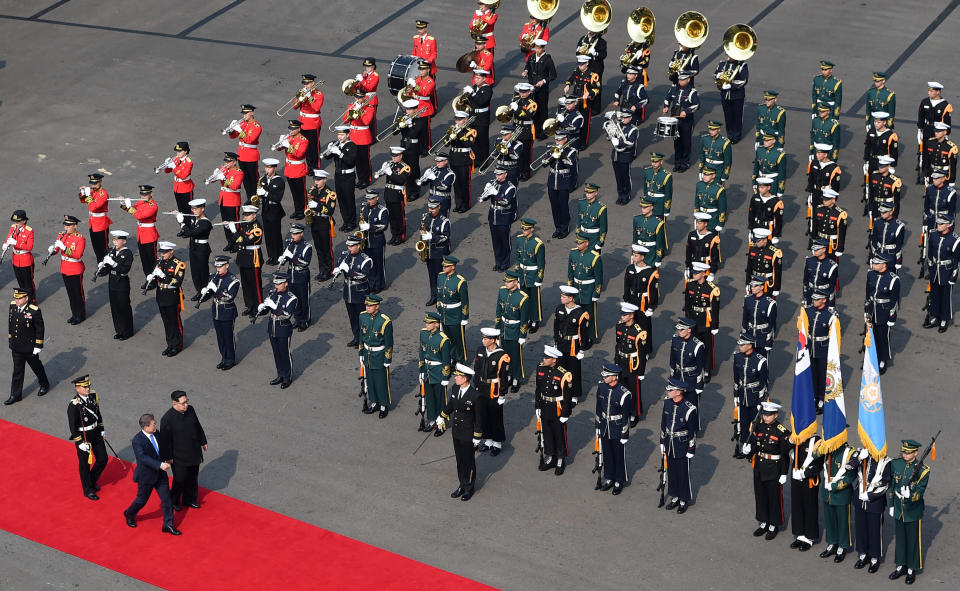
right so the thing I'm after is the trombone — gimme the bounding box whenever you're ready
[429,117,477,155]
[475,127,522,175]
[153,156,174,174]
[329,96,370,131]
[276,80,325,117]
[531,143,563,171]
[376,107,426,142]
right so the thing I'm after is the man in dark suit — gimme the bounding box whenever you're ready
[123,413,181,535]
[160,390,208,511]
[433,363,482,501]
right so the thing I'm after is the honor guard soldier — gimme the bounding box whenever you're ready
[419,311,453,426]
[594,364,632,494]
[556,96,585,145]
[510,83,538,179]
[788,433,824,551]
[519,14,550,59]
[662,71,700,172]
[535,345,573,475]
[803,290,835,411]
[745,229,782,297]
[623,244,660,319]
[495,270,529,393]
[492,125,522,186]
[611,67,649,125]
[470,35,495,87]
[258,161,287,265]
[917,81,952,184]
[436,256,469,363]
[811,60,842,117]
[422,199,451,305]
[305,170,334,279]
[567,232,603,341]
[669,317,705,398]
[67,375,107,500]
[867,156,902,221]
[922,172,956,260]
[198,256,240,370]
[924,214,959,332]
[5,210,36,302]
[355,58,380,136]
[411,61,436,150]
[575,27,607,112]
[682,262,720,378]
[144,242,185,357]
[816,442,856,562]
[473,327,510,454]
[731,334,768,458]
[742,276,777,352]
[48,215,86,324]
[545,131,577,238]
[744,401,791,539]
[847,446,891,572]
[864,111,899,175]
[358,294,393,418]
[576,183,607,252]
[642,152,673,219]
[615,302,648,425]
[276,120,309,220]
[78,172,111,262]
[864,254,900,373]
[293,74,324,172]
[123,185,159,276]
[232,204,264,316]
[870,202,906,268]
[412,20,438,77]
[921,121,958,184]
[807,143,842,233]
[96,230,134,340]
[330,125,359,230]
[554,285,591,406]
[434,363,481,501]
[685,212,722,279]
[214,152,244,247]
[887,439,931,584]
[660,378,698,513]
[667,39,699,87]
[255,273,299,389]
[379,147,412,245]
[334,235,372,347]
[865,71,895,131]
[514,218,545,332]
[749,177,784,242]
[810,101,840,162]
[522,38,556,137]
[359,190,389,292]
[694,168,726,232]
[753,133,786,195]
[278,224,313,330]
[715,55,749,142]
[632,199,666,267]
[176,199,213,300]
[811,188,848,279]
[610,110,640,204]
[6,287,49,405]
[447,111,477,212]
[397,99,426,201]
[344,98,375,189]
[418,153,455,216]
[226,106,261,198]
[465,69,493,164]
[756,90,786,148]
[563,57,600,148]
[699,120,732,183]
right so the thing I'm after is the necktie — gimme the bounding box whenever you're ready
[149,433,159,455]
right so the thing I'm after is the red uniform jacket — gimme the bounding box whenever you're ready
[519,22,549,59]
[470,11,497,49]
[229,119,262,163]
[219,167,244,207]
[164,155,195,193]
[57,231,85,276]
[296,89,324,130]
[346,103,376,146]
[358,71,380,106]
[412,34,438,76]
[5,224,34,267]
[414,75,436,117]
[474,50,495,86]
[130,198,159,243]
[81,187,112,232]
[283,134,309,178]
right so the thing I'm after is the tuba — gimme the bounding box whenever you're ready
[342,78,360,96]
[579,0,612,38]
[415,214,429,262]
[674,10,708,48]
[716,25,757,89]
[621,6,655,69]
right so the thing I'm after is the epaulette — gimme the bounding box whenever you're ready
[380,314,391,324]
[184,156,192,162]
[777,423,788,433]
[28,304,38,310]
[71,397,80,405]
[682,399,695,409]
[25,225,32,231]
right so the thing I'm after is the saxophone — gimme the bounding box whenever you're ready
[304,190,315,226]
[415,213,429,262]
[355,208,367,250]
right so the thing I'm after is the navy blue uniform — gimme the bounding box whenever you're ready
[926,230,959,326]
[715,60,749,141]
[336,250,372,341]
[732,350,768,445]
[662,85,700,169]
[741,293,777,351]
[660,395,698,505]
[613,78,649,125]
[802,255,838,307]
[595,380,632,485]
[805,305,836,410]
[359,201,389,291]
[546,145,578,234]
[280,238,313,329]
[486,180,517,269]
[611,122,639,204]
[205,271,240,366]
[262,289,299,382]
[425,166,455,217]
[423,212,451,301]
[847,454,892,563]
[922,184,956,231]
[491,138,522,186]
[669,334,705,394]
[870,216,906,268]
[865,267,900,371]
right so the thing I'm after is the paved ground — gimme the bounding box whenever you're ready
[0,1,958,589]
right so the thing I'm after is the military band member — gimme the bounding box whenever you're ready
[545,131,577,238]
[6,287,49,406]
[255,273,298,388]
[615,302,648,425]
[436,256,469,363]
[870,202,905,268]
[811,60,842,117]
[359,189,388,292]
[731,334,768,457]
[471,1,498,50]
[669,317,705,397]
[279,224,312,330]
[742,277,777,352]
[921,121,958,184]
[745,228,782,297]
[519,14,550,58]
[567,232,603,341]
[556,96,585,146]
[397,99,426,200]
[620,36,651,82]
[610,110,639,204]
[756,89,786,148]
[96,230,134,340]
[358,294,393,417]
[492,125,523,186]
[379,147,412,245]
[198,256,240,370]
[535,345,572,475]
[744,402,791,539]
[803,290,835,412]
[917,81,952,184]
[123,184,159,276]
[418,153,455,216]
[576,183,607,251]
[470,35,495,87]
[305,170,334,279]
[412,20,438,77]
[49,215,86,324]
[176,199,213,300]
[865,71,895,131]
[788,432,824,551]
[5,210,36,303]
[143,242,185,357]
[662,72,700,172]
[419,311,453,426]
[753,133,786,195]
[411,61,436,150]
[334,235,372,347]
[810,101,840,162]
[811,188,848,278]
[446,111,476,212]
[816,441,856,562]
[575,28,607,111]
[78,172,111,262]
[67,375,107,500]
[232,204,264,316]
[715,56,749,142]
[515,218,545,332]
[511,82,538,179]
[807,143,842,233]
[346,93,377,190]
[258,160,286,265]
[423,199,451,305]
[693,168,726,232]
[683,262,719,378]
[473,327,510,454]
[555,285,591,406]
[216,152,244,247]
[887,439,931,584]
[685,212,721,279]
[666,39,699,87]
[522,38,556,137]
[563,56,600,148]
[276,120,309,220]
[293,74,324,172]
[226,106,262,199]
[495,270,529,393]
[660,378,697,513]
[866,155,901,221]
[923,172,956,245]
[434,363,481,501]
[642,152,673,219]
[699,120,732,183]
[330,125,359,230]
[924,214,959,333]
[846,446,891,572]
[864,254,900,373]
[465,69,493,164]
[611,67,649,126]
[594,364,631,494]
[355,58,380,137]
[864,111,899,177]
[632,199,666,267]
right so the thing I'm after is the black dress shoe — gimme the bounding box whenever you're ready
[346,339,359,347]
[67,317,79,325]
[117,334,130,341]
[4,396,21,405]
[460,488,474,501]
[162,348,171,357]
[269,377,283,386]
[187,503,201,509]
[922,317,937,328]
[86,492,99,501]
[939,323,948,333]
[167,348,181,357]
[905,572,915,584]
[450,487,464,498]
[600,481,613,491]
[490,446,501,456]
[221,363,234,371]
[162,524,182,536]
[764,528,778,540]
[557,231,570,239]
[612,484,624,496]
[173,504,183,512]
[854,558,868,569]
[889,567,904,580]
[242,308,253,317]
[509,384,520,393]
[753,526,766,537]
[362,404,377,414]
[34,385,47,397]
[378,408,388,419]
[798,541,812,552]
[551,231,561,238]
[339,224,349,232]
[280,380,292,389]
[124,512,137,528]
[554,463,565,475]
[867,561,879,573]
[665,500,679,510]
[190,293,202,301]
[216,362,225,369]
[819,546,836,558]
[527,322,539,334]
[114,333,122,339]
[676,502,687,513]
[790,539,802,549]
[538,460,553,471]
[834,551,845,563]
[424,298,437,306]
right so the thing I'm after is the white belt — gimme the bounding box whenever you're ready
[475,107,489,113]
[706,159,724,164]
[416,95,430,101]
[503,319,521,324]
[438,301,462,309]
[426,360,443,365]
[222,188,241,193]
[453,147,471,153]
[61,256,81,263]
[366,345,385,351]
[759,453,781,460]
[13,249,29,254]
[194,239,208,244]
[365,91,377,97]
[640,241,656,246]
[79,424,99,432]
[245,246,259,250]
[238,142,258,149]
[407,139,419,143]
[301,113,320,118]
[520,264,539,271]
[386,184,404,191]
[480,377,499,383]
[579,227,599,233]
[566,335,579,340]
[573,278,595,284]
[350,125,369,130]
[603,414,623,420]
[482,32,492,37]
[287,159,305,165]
[174,176,191,182]
[138,222,156,228]
[90,212,106,217]
[651,193,665,198]
[701,208,718,212]
[339,168,356,174]
[521,121,533,125]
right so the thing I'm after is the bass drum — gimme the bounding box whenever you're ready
[387,54,420,95]
[654,116,679,139]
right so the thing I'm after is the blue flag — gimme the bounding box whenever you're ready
[821,314,848,453]
[857,326,887,460]
[791,311,817,442]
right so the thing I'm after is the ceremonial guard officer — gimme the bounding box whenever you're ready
[870,202,906,268]
[563,57,600,148]
[916,81,952,184]
[233,204,264,316]
[685,212,722,279]
[278,224,312,330]
[483,167,517,271]
[642,152,673,219]
[669,317,705,397]
[465,69,493,164]
[811,60,842,116]
[293,74,324,173]
[865,71,895,131]
[666,40,699,86]
[67,375,107,500]
[788,432,824,552]
[412,20,438,77]
[623,244,660,319]
[419,311,452,426]
[48,215,86,324]
[731,334,768,458]
[699,120,732,183]
[756,90,786,148]
[742,277,777,353]
[359,189,388,292]
[715,55,749,142]
[749,178,784,241]
[817,442,856,562]
[277,120,309,219]
[662,72,700,172]
[753,134,786,195]
[810,102,840,162]
[567,233,602,341]
[921,121,958,184]
[576,183,607,252]
[611,67,649,125]
[864,254,900,373]
[614,302,648,424]
[888,439,931,584]
[305,170,334,281]
[96,230,134,340]
[594,364,632,494]
[555,97,585,145]
[5,210,36,302]
[78,172,111,262]
[807,143,842,233]
[610,110,640,205]
[6,287,49,405]
[198,256,240,370]
[418,153,455,216]
[535,345,572,475]
[682,262,719,377]
[922,172,956,259]
[924,214,959,332]
[660,378,697,513]
[491,125,523,186]
[514,218,545,332]
[864,111,899,174]
[358,294,393,418]
[545,131,577,238]
[330,125,358,230]
[123,184,159,276]
[344,97,375,189]
[436,256,469,363]
[226,106,261,199]
[423,199,451,305]
[633,201,666,267]
[575,28,606,112]
[867,156,901,220]
[521,38,556,137]
[495,270,529,393]
[745,229,782,297]
[554,285,591,406]
[379,147,412,245]
[803,240,838,307]
[694,168,727,232]
[473,327,510,454]
[175,199,213,300]
[847,447,891,572]
[334,235,372,347]
[258,160,286,265]
[811,188,848,289]
[398,99,426,201]
[803,290,835,412]
[143,242,185,357]
[510,83,538,179]
[434,364,481,501]
[256,273,299,389]
[215,152,244,246]
[745,401,791,539]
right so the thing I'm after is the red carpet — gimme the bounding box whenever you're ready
[0,419,496,590]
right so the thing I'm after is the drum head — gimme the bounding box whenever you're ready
[387,55,419,94]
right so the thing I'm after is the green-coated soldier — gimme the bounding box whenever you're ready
[753,133,787,195]
[698,120,732,183]
[436,255,469,363]
[418,311,452,427]
[816,442,856,563]
[755,90,786,148]
[495,269,529,393]
[641,151,673,218]
[567,232,603,341]
[865,71,895,131]
[888,439,932,585]
[811,60,842,118]
[514,218,545,333]
[632,199,666,267]
[358,294,393,418]
[810,102,841,161]
[694,168,727,232]
[575,183,608,252]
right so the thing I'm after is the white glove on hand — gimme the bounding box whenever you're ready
[497,396,505,406]
[420,232,432,240]
[588,48,597,56]
[257,303,267,313]
[808,154,814,163]
[47,244,57,255]
[307,200,319,210]
[621,438,629,444]
[611,138,620,147]
[407,77,417,86]
[151,267,166,280]
[472,438,481,447]
[859,448,869,460]
[206,281,217,292]
[382,363,390,368]
[257,187,267,197]
[592,296,600,302]
[78,442,91,452]
[559,416,568,423]
[900,485,911,498]
[859,490,869,501]
[825,480,833,491]
[509,101,519,111]
[576,351,584,360]
[441,380,449,386]
[227,222,237,233]
[102,255,116,266]
[175,213,185,224]
[645,309,654,317]
[280,139,291,149]
[742,443,751,455]
[792,469,803,480]
[263,298,277,310]
[435,417,445,430]
[469,61,477,69]
[917,129,923,144]
[32,347,41,355]
[778,475,787,485]
[462,85,473,94]
[4,237,15,247]
[711,329,719,335]
[660,444,666,454]
[863,163,869,175]
[686,452,694,459]
[330,146,343,156]
[887,320,895,327]
[835,251,843,258]
[337,262,349,273]
[55,239,66,250]
[518,337,526,345]
[397,118,409,128]
[722,83,731,90]
[355,74,364,82]
[461,319,468,326]
[124,198,132,209]
[359,223,370,231]
[282,249,294,260]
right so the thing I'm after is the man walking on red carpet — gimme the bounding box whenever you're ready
[67,375,108,500]
[160,390,208,511]
[124,413,182,535]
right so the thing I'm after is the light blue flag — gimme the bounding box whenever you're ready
[857,326,887,460]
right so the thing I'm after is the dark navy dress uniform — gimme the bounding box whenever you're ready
[925,227,959,328]
[546,142,578,235]
[732,349,768,446]
[486,180,517,270]
[864,263,900,371]
[359,197,389,291]
[870,213,906,268]
[437,381,482,497]
[611,120,639,204]
[805,304,836,410]
[660,388,698,507]
[662,84,700,170]
[203,268,240,368]
[259,286,299,386]
[7,296,49,404]
[99,243,135,338]
[922,183,956,232]
[426,166,455,217]
[281,237,313,329]
[336,248,373,342]
[67,386,107,497]
[669,333,705,394]
[790,435,824,546]
[613,77,649,125]
[742,293,777,351]
[595,374,632,489]
[847,452,892,566]
[802,254,838,307]
[178,215,213,295]
[424,210,451,302]
[715,60,749,141]
[492,134,522,186]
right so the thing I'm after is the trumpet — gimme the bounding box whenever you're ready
[429,118,476,155]
[329,96,370,131]
[276,80,325,117]
[416,166,438,186]
[221,119,240,135]
[162,210,198,216]
[478,180,499,201]
[270,134,289,152]
[376,107,426,141]
[154,156,174,174]
[205,166,227,185]
[415,214,429,262]
[372,161,393,181]
[321,141,338,159]
[531,144,563,171]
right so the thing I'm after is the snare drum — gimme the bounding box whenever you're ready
[654,116,679,138]
[387,55,419,95]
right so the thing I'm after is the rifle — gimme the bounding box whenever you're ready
[657,453,668,507]
[194,289,212,309]
[862,162,870,214]
[918,229,928,279]
[858,320,869,354]
[358,362,369,412]
[909,429,941,486]
[591,430,603,490]
[415,374,427,432]
[534,408,544,462]
[916,140,924,185]
[731,395,741,457]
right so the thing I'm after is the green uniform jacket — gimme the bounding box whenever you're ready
[642,166,673,217]
[359,312,393,369]
[514,234,546,287]
[576,199,608,249]
[567,247,603,303]
[865,86,896,128]
[436,272,469,325]
[632,214,666,265]
[812,74,843,117]
[694,181,727,229]
[418,328,452,384]
[753,146,787,194]
[495,287,529,341]
[819,445,856,505]
[755,104,786,146]
[888,457,930,523]
[699,134,732,181]
[810,116,841,160]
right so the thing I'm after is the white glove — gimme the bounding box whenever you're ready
[576,351,584,360]
[592,296,600,302]
[420,232,432,240]
[4,237,15,247]
[175,213,184,224]
[330,146,342,156]
[742,443,751,455]
[151,267,166,280]
[859,490,869,501]
[917,129,923,144]
[825,480,833,491]
[257,303,268,314]
[534,282,542,287]
[441,380,449,386]
[462,85,473,94]
[337,262,349,273]
[835,251,843,257]
[435,417,445,430]
[808,154,814,163]
[424,169,436,181]
[858,448,869,460]
[32,347,41,355]
[556,113,566,123]
[645,309,654,317]
[407,77,417,86]
[55,239,66,250]
[472,438,481,447]
[78,442,91,452]
[123,198,132,209]
[206,281,217,292]
[778,475,787,485]
[231,121,243,133]
[863,163,869,175]
[355,74,364,82]
[497,396,505,406]
[397,118,409,129]
[227,222,238,233]
[47,244,57,255]
[887,320,895,327]
[1,244,8,253]
[588,47,597,57]
[611,138,620,147]
[559,416,568,423]
[280,138,291,149]
[509,101,519,111]
[380,162,392,174]
[621,438,629,444]
[382,363,390,368]
[660,444,666,454]
[900,485,911,498]
[772,290,780,297]
[722,83,731,90]
[686,452,694,459]
[282,249,294,260]
[102,254,116,266]
[792,469,803,481]
[715,225,723,232]
[257,187,267,197]
[308,200,318,209]
[469,60,477,69]
[711,329,719,335]
[518,337,526,345]
[461,319,468,326]
[359,222,370,231]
